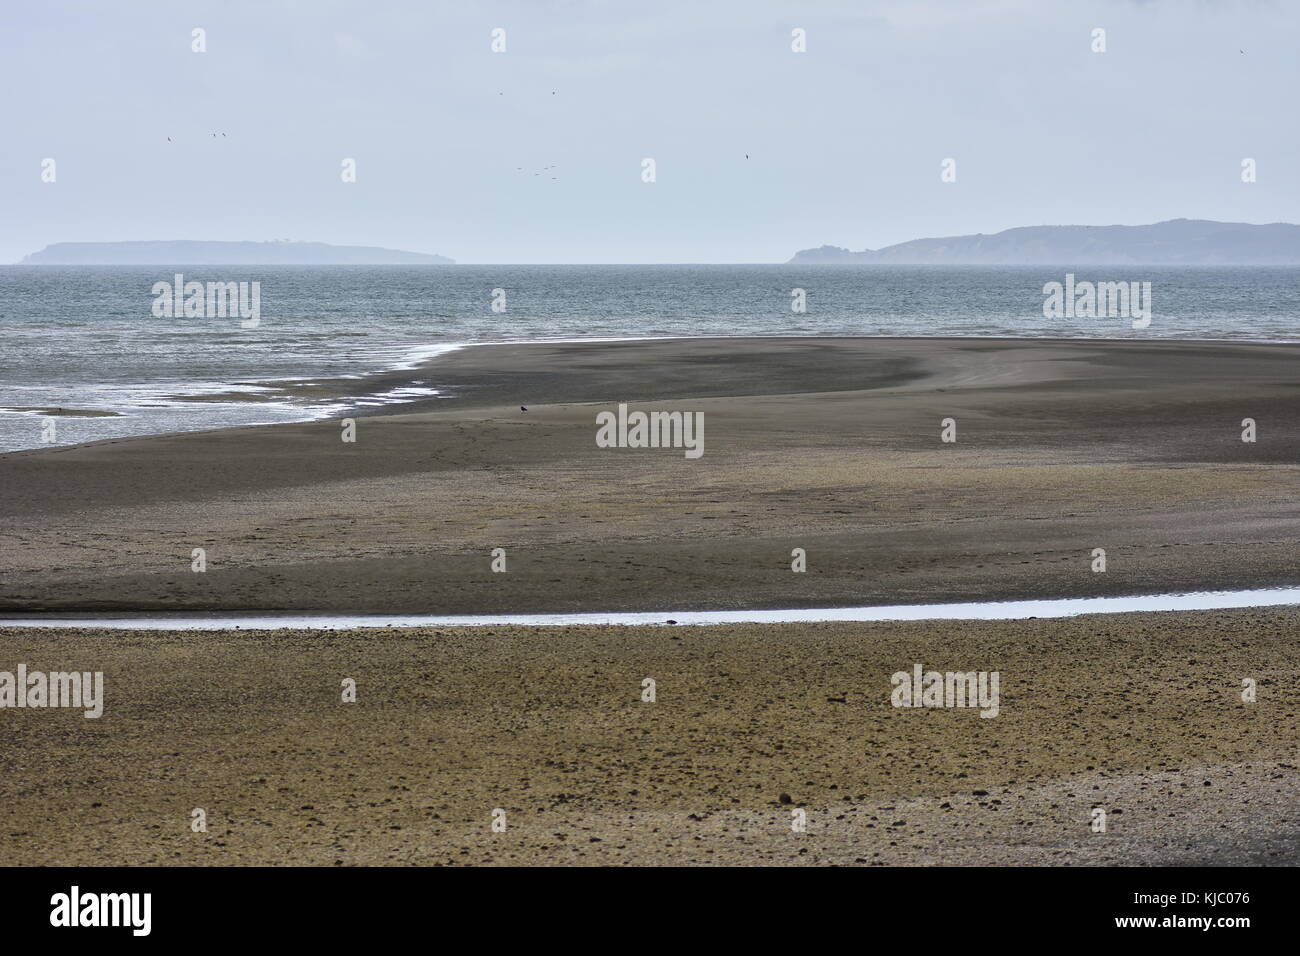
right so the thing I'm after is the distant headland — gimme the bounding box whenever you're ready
[19,240,454,265]
[789,219,1300,265]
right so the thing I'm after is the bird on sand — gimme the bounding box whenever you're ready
[520,406,528,412]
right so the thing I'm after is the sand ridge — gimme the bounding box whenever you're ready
[2,338,1298,613]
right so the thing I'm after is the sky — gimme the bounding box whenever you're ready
[2,0,1297,263]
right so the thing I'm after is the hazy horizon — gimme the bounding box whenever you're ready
[4,0,1297,264]
[15,217,1300,266]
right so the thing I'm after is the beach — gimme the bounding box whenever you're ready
[1,609,1297,865]
[3,337,1300,613]
[2,337,1298,865]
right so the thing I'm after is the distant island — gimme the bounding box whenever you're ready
[788,219,1300,265]
[19,240,454,265]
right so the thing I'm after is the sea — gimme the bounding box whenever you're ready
[2,264,1298,453]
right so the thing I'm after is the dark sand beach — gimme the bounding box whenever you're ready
[2,337,1300,613]
[2,337,1298,865]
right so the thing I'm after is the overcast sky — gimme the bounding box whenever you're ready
[2,0,1297,263]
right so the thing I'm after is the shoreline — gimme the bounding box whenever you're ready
[9,333,1300,457]
[4,336,1300,613]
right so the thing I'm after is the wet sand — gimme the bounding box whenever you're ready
[2,337,1300,613]
[2,337,1298,866]
[1,608,1296,865]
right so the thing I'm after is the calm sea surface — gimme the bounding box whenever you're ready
[2,265,1298,452]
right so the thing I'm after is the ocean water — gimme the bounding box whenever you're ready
[2,264,1298,452]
